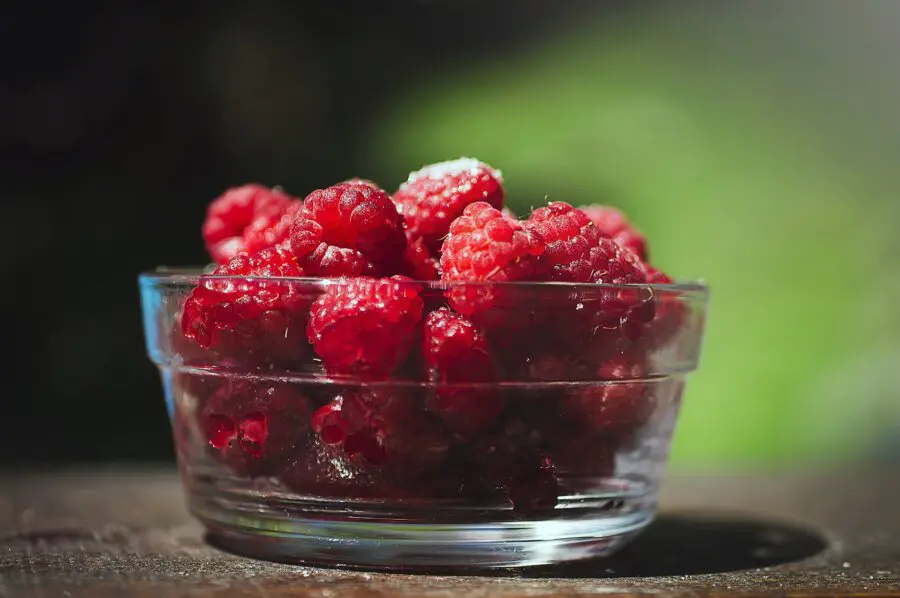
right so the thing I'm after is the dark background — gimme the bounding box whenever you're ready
[0,0,626,463]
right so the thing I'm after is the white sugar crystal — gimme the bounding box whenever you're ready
[406,157,502,184]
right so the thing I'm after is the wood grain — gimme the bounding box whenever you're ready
[1,467,898,597]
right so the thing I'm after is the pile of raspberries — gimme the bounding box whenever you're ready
[176,158,680,513]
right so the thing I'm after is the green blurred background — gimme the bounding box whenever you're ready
[364,2,900,467]
[3,0,898,465]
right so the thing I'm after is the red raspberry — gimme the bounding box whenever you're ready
[587,237,649,286]
[202,380,312,475]
[403,234,441,280]
[181,247,311,367]
[564,239,655,351]
[311,390,449,475]
[509,455,559,515]
[643,266,687,349]
[580,204,649,261]
[562,355,653,443]
[440,202,545,319]
[306,276,424,378]
[527,201,621,283]
[550,433,617,479]
[646,266,672,285]
[277,433,389,499]
[202,184,293,264]
[460,420,557,513]
[394,158,505,252]
[242,200,302,255]
[311,399,348,446]
[290,182,407,277]
[423,309,504,437]
[517,352,591,382]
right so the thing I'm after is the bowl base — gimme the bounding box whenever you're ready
[191,493,655,570]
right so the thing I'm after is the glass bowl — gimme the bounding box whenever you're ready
[139,271,708,570]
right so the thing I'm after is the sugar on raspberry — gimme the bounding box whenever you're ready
[202,184,293,264]
[393,158,505,252]
[290,181,407,277]
[580,204,649,262]
[306,276,424,378]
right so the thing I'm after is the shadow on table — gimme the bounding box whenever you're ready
[525,511,828,579]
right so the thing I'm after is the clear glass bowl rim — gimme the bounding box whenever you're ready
[138,268,710,298]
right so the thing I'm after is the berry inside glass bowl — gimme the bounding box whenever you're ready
[139,159,708,570]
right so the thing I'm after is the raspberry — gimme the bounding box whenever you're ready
[181,247,311,367]
[277,433,390,499]
[311,400,348,446]
[169,313,214,368]
[527,201,616,283]
[562,355,653,442]
[564,239,655,350]
[644,266,686,349]
[202,380,312,475]
[550,433,617,479]
[242,200,302,255]
[202,184,293,264]
[517,352,591,382]
[440,202,545,318]
[311,389,449,474]
[460,419,557,513]
[306,276,424,378]
[509,455,559,515]
[403,234,441,280]
[423,309,504,437]
[580,204,649,261]
[394,158,505,252]
[646,266,672,285]
[290,182,407,277]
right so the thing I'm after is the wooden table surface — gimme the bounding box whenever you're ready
[1,466,898,597]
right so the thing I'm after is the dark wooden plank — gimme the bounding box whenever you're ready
[1,467,898,597]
